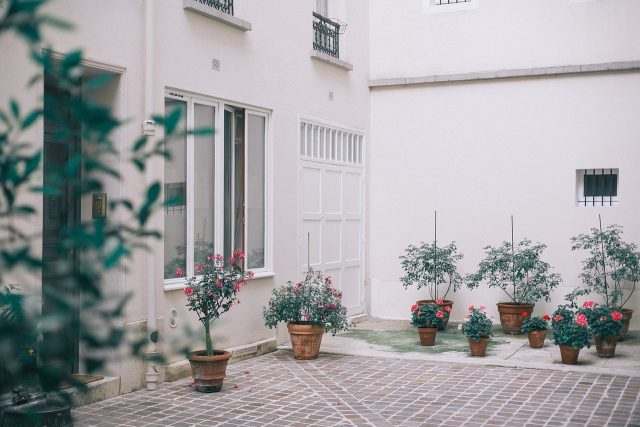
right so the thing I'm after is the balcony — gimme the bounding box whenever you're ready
[311,12,352,71]
[183,0,251,32]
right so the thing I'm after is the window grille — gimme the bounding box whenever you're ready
[164,182,186,214]
[194,0,233,15]
[312,12,341,58]
[300,121,364,166]
[576,169,619,207]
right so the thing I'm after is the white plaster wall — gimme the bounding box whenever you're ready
[369,72,640,328]
[370,0,640,79]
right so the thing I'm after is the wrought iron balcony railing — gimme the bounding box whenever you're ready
[194,0,233,15]
[435,0,471,4]
[312,12,340,59]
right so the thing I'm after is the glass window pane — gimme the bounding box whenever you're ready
[164,98,187,279]
[247,114,265,269]
[224,109,245,260]
[193,104,215,271]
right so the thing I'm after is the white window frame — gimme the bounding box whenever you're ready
[422,0,479,14]
[576,168,619,207]
[164,90,273,291]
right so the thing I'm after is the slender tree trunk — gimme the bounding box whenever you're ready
[205,321,213,356]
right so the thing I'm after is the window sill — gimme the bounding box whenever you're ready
[163,271,275,292]
[310,50,353,71]
[183,0,252,32]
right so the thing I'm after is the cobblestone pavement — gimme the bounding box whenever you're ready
[73,351,640,427]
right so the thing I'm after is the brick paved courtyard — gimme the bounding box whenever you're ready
[72,351,640,427]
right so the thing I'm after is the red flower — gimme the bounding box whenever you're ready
[196,263,203,273]
[436,311,444,318]
[575,314,588,327]
[175,268,184,277]
[435,299,444,304]
[411,304,418,312]
[248,271,255,279]
[445,306,452,313]
[479,305,486,310]
[553,315,564,323]
[521,311,529,318]
[611,311,623,321]
[543,315,551,321]
[216,281,223,288]
[582,301,595,308]
[184,287,193,296]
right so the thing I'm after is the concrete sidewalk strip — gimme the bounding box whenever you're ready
[73,348,640,426]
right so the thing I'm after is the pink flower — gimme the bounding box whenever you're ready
[582,301,595,308]
[196,263,203,273]
[468,305,475,310]
[233,285,241,292]
[435,299,444,304]
[228,303,233,309]
[600,316,607,321]
[337,292,343,299]
[445,306,452,313]
[479,305,486,310]
[216,281,223,288]
[325,277,333,285]
[611,311,623,321]
[175,268,184,277]
[184,287,193,296]
[576,313,588,327]
[553,315,564,323]
[411,304,418,312]
[417,311,422,316]
[212,294,218,300]
[248,271,255,279]
[436,311,444,318]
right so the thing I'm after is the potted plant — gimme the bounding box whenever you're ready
[410,302,449,346]
[569,222,639,339]
[580,301,624,358]
[521,314,550,348]
[459,305,493,357]
[263,269,350,360]
[467,238,561,334]
[400,241,464,330]
[182,250,253,392]
[551,305,591,365]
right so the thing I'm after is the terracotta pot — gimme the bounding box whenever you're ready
[468,337,490,357]
[594,335,619,358]
[188,350,232,392]
[416,299,453,330]
[558,344,581,365]
[417,327,438,346]
[620,308,633,340]
[288,322,324,360]
[496,302,534,334]
[528,330,546,348]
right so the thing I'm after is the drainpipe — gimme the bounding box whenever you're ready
[143,0,159,391]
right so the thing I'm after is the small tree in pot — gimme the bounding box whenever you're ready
[568,222,639,339]
[182,250,253,392]
[466,238,561,334]
[400,241,464,330]
[263,269,349,360]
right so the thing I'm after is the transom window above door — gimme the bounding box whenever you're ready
[163,93,270,286]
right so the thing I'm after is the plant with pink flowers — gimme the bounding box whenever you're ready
[551,305,591,349]
[579,302,624,338]
[181,250,254,356]
[263,269,350,334]
[410,303,448,329]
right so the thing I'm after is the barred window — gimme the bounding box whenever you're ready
[576,169,619,207]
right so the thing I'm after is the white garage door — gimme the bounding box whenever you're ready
[298,120,365,315]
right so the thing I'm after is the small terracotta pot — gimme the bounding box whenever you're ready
[416,299,453,330]
[558,344,580,365]
[528,330,546,348]
[189,350,232,392]
[594,335,619,358]
[417,327,438,346]
[620,308,633,340]
[468,337,490,357]
[288,322,324,360]
[496,302,534,334]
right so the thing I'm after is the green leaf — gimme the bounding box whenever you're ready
[84,74,114,91]
[21,109,42,129]
[23,151,41,178]
[10,99,20,119]
[146,182,161,206]
[163,108,182,135]
[61,50,82,74]
[14,206,36,215]
[132,136,147,153]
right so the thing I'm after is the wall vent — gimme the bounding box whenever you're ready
[212,58,221,71]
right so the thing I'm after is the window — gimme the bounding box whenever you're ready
[164,93,270,284]
[315,0,328,17]
[300,120,364,166]
[576,169,619,207]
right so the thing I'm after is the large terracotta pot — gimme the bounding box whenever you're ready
[620,308,633,340]
[594,335,619,358]
[528,330,547,349]
[417,327,438,346]
[468,337,490,357]
[496,302,534,334]
[558,344,580,365]
[416,299,453,330]
[288,322,324,360]
[189,350,232,392]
